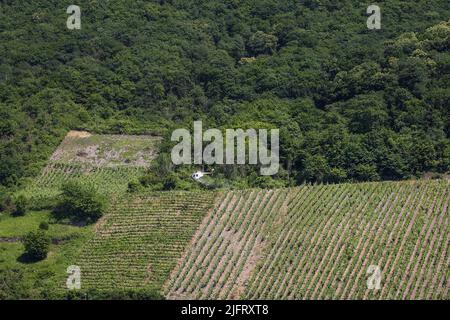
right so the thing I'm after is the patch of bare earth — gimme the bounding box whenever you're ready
[75,145,99,163]
[0,237,21,243]
[229,238,266,299]
[50,130,160,167]
[67,130,92,138]
[168,194,240,298]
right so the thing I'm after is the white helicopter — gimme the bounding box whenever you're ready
[191,169,214,181]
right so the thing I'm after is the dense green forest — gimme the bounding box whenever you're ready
[1,0,450,190]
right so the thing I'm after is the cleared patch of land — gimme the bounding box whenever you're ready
[50,130,160,167]
[17,131,160,205]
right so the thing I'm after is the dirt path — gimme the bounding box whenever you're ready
[0,237,21,243]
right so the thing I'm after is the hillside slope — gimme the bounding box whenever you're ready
[3,177,448,299]
[165,180,449,299]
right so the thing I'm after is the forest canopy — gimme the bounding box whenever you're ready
[0,0,449,188]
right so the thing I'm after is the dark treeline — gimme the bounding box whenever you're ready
[1,0,449,189]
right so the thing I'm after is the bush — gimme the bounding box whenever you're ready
[39,221,49,230]
[0,268,33,299]
[140,170,180,191]
[326,167,348,183]
[22,230,50,261]
[54,181,106,223]
[250,175,286,189]
[0,193,14,213]
[12,195,27,216]
[162,173,178,190]
[127,180,142,193]
[139,171,165,190]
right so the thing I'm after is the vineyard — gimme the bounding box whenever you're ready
[19,163,146,205]
[165,180,450,300]
[77,191,216,291]
[9,130,450,300]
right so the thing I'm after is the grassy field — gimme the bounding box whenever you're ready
[0,211,93,299]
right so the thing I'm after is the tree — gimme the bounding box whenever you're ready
[300,154,330,183]
[12,195,27,216]
[54,181,106,223]
[163,173,178,190]
[354,164,380,181]
[326,167,348,183]
[398,58,429,94]
[22,230,50,261]
[0,191,14,213]
[248,31,278,55]
[0,268,33,299]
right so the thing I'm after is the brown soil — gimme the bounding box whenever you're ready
[0,236,21,242]
[66,130,92,138]
[76,145,99,162]
[229,238,266,299]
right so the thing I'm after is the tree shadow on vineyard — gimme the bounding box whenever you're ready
[16,252,41,264]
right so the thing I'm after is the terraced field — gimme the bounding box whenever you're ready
[19,163,145,205]
[17,131,159,205]
[77,191,216,291]
[165,180,450,300]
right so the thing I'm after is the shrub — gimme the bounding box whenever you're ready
[0,267,33,299]
[140,171,179,191]
[22,230,50,261]
[54,181,106,223]
[139,171,164,190]
[162,173,178,190]
[250,175,286,189]
[0,193,14,213]
[39,221,49,230]
[12,195,27,216]
[127,180,142,193]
